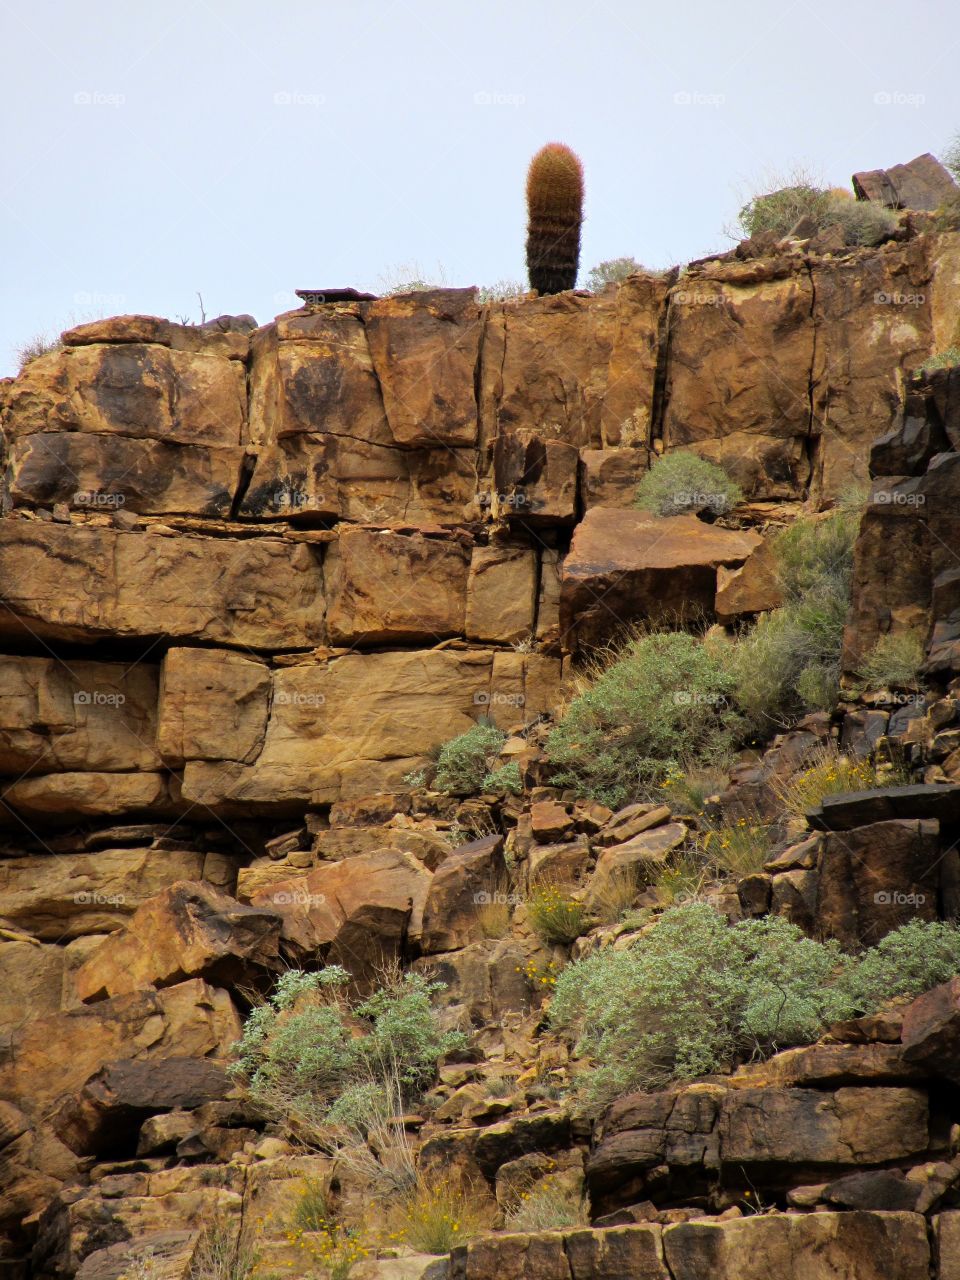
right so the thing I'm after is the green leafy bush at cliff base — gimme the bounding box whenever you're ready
[433,721,507,795]
[728,501,862,732]
[230,967,465,1140]
[550,903,960,1112]
[545,631,740,808]
[635,451,742,519]
[738,181,897,246]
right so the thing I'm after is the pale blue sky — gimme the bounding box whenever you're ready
[2,0,958,375]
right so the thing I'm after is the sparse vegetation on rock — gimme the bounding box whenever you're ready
[635,450,742,518]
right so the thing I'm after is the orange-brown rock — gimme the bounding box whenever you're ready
[714,538,783,622]
[0,846,223,940]
[465,542,538,644]
[0,655,160,774]
[662,1211,929,1280]
[579,446,650,509]
[4,434,245,517]
[157,648,271,766]
[0,519,325,649]
[420,834,507,953]
[560,508,761,649]
[75,881,282,1002]
[325,526,471,645]
[176,649,562,810]
[3,342,245,446]
[363,288,480,448]
[480,277,669,453]
[250,848,432,974]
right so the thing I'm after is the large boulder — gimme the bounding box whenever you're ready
[815,818,943,949]
[560,508,760,649]
[853,152,958,211]
[2,340,245,446]
[0,847,223,940]
[250,848,432,975]
[420,835,507,953]
[75,881,283,1001]
[718,1086,929,1170]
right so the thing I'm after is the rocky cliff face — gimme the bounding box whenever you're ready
[2,225,960,1280]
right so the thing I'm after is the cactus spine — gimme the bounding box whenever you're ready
[525,143,584,295]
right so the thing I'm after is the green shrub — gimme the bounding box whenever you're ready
[825,198,898,246]
[840,920,960,1013]
[774,742,895,818]
[739,181,831,238]
[482,761,522,794]
[527,883,589,945]
[551,905,960,1111]
[503,1175,590,1231]
[920,346,960,375]
[546,631,740,808]
[230,968,465,1139]
[699,813,772,878]
[585,257,646,290]
[550,903,849,1110]
[434,722,507,795]
[857,631,926,691]
[291,1176,334,1232]
[729,504,861,732]
[636,451,742,518]
[738,181,896,245]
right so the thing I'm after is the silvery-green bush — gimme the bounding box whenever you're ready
[550,904,960,1112]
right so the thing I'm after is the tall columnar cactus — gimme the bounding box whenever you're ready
[525,143,585,295]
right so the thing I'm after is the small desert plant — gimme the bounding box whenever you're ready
[188,1218,258,1280]
[16,333,62,370]
[434,721,507,796]
[517,955,564,993]
[840,920,960,1013]
[857,631,926,691]
[482,761,522,795]
[653,849,712,906]
[699,813,772,879]
[476,883,515,939]
[828,198,898,247]
[919,346,960,375]
[484,1074,516,1097]
[585,257,645,290]
[377,262,447,295]
[546,630,741,808]
[943,133,960,184]
[525,142,585,295]
[635,451,742,519]
[291,1177,335,1233]
[477,280,527,303]
[773,742,886,817]
[729,502,862,732]
[739,178,832,238]
[384,1175,491,1254]
[503,1175,590,1231]
[659,764,729,815]
[527,883,588,945]
[286,1222,370,1280]
[739,179,896,246]
[589,867,643,924]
